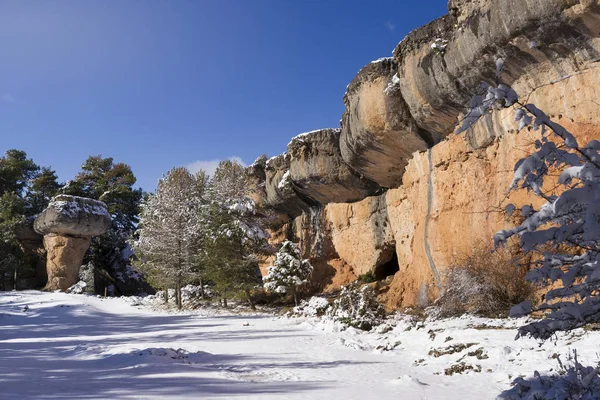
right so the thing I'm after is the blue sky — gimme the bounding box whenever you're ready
[0,0,448,191]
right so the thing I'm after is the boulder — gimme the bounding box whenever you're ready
[288,129,380,203]
[34,195,111,291]
[34,195,111,237]
[340,59,435,188]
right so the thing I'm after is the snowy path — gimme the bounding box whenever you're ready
[2,291,599,399]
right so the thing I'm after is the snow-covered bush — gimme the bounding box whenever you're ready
[326,283,385,331]
[459,59,600,340]
[263,240,313,305]
[437,243,534,318]
[498,352,600,400]
[293,296,331,317]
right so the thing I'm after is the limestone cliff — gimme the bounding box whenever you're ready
[251,0,600,308]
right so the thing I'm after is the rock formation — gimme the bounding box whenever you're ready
[252,0,600,309]
[14,217,47,289]
[34,195,111,291]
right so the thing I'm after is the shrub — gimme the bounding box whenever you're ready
[499,351,600,400]
[293,296,331,317]
[357,271,377,284]
[436,242,535,318]
[326,283,386,331]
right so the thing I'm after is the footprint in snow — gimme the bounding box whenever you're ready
[393,374,430,386]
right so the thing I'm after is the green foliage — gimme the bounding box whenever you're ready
[198,160,270,305]
[0,149,39,196]
[134,167,207,307]
[26,167,61,215]
[357,271,377,284]
[0,192,27,290]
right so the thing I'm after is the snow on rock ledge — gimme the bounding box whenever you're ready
[34,195,111,238]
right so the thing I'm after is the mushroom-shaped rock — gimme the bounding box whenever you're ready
[340,58,434,188]
[288,128,380,204]
[34,195,111,291]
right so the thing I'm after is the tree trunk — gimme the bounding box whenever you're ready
[164,287,169,304]
[177,280,183,310]
[199,278,205,299]
[293,288,299,306]
[245,289,256,311]
[222,296,228,308]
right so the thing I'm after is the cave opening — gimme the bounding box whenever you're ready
[374,250,399,280]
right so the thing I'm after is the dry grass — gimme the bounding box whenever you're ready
[437,241,535,318]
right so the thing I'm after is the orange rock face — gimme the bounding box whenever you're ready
[384,66,600,308]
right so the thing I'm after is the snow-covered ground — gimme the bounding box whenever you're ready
[1,291,599,399]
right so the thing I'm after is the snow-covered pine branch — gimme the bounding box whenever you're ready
[458,59,600,340]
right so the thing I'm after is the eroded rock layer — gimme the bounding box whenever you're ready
[254,0,600,308]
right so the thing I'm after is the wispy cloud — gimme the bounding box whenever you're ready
[1,93,16,103]
[186,156,246,177]
[384,21,396,33]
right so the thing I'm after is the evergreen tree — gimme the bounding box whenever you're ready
[202,160,270,309]
[0,192,27,290]
[134,167,206,308]
[26,167,61,215]
[0,150,41,289]
[0,149,39,196]
[263,240,313,306]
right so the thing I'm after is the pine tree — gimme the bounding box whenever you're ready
[26,167,61,215]
[263,240,312,306]
[0,149,39,196]
[134,167,206,309]
[202,160,270,309]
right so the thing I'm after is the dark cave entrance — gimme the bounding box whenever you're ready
[374,250,400,280]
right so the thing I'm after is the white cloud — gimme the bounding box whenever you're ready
[1,93,16,103]
[185,156,246,177]
[384,21,396,33]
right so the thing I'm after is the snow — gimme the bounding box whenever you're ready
[4,291,600,399]
[50,196,110,218]
[370,57,392,64]
[383,73,401,95]
[287,128,340,148]
[277,170,291,190]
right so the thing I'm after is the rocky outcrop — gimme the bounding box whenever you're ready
[264,153,313,219]
[288,129,380,204]
[394,0,600,135]
[254,0,600,309]
[34,195,111,291]
[383,65,600,308]
[340,59,435,188]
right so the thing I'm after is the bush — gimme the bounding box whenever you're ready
[326,283,386,331]
[437,242,535,318]
[293,296,331,317]
[357,271,377,284]
[498,351,600,400]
